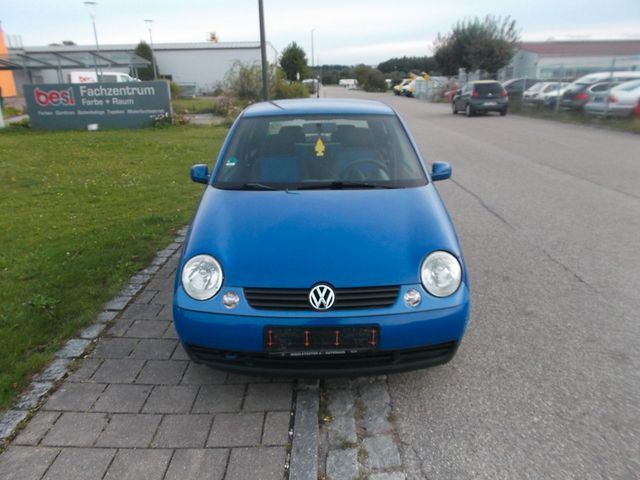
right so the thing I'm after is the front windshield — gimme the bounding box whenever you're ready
[213,114,427,190]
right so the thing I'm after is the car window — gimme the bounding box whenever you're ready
[616,80,640,91]
[506,80,522,90]
[214,115,427,190]
[527,83,545,93]
[474,83,503,95]
[590,82,619,92]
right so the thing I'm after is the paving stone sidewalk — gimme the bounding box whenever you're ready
[0,248,294,480]
[319,377,407,480]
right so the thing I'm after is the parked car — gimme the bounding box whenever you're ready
[522,82,548,105]
[302,78,319,95]
[99,72,139,83]
[174,99,470,376]
[584,79,640,117]
[68,71,98,83]
[538,82,570,108]
[523,82,569,106]
[393,79,410,96]
[560,71,640,111]
[562,80,623,111]
[452,80,508,116]
[400,79,415,97]
[502,78,540,102]
[68,71,140,83]
[339,79,358,89]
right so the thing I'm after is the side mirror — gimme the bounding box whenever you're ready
[431,162,452,181]
[190,164,210,184]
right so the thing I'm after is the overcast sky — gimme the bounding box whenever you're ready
[2,0,639,64]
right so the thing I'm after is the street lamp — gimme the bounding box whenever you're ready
[311,28,315,70]
[144,19,158,80]
[83,1,101,78]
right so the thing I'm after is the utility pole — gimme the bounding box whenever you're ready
[258,0,269,101]
[145,19,158,80]
[84,2,101,78]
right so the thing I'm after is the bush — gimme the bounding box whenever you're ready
[169,81,180,100]
[8,118,31,129]
[352,65,387,92]
[272,80,310,99]
[2,105,23,117]
[223,61,264,103]
[362,70,387,92]
[215,62,308,123]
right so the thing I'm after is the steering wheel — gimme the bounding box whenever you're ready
[341,160,390,181]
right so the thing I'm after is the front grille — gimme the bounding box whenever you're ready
[244,285,400,311]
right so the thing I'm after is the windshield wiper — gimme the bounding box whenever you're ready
[295,181,396,190]
[239,183,278,191]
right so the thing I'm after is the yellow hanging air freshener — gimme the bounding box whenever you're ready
[314,137,325,157]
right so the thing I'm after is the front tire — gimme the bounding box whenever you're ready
[465,104,474,117]
[500,108,508,116]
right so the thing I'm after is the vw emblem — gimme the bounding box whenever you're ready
[309,284,335,311]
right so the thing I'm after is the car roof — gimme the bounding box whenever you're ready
[242,98,395,117]
[574,71,640,84]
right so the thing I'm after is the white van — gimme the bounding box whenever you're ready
[68,71,139,83]
[68,71,98,83]
[99,72,140,83]
[339,79,358,89]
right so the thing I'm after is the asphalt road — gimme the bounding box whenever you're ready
[324,86,640,479]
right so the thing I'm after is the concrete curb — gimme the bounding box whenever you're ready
[289,380,320,480]
[0,227,188,445]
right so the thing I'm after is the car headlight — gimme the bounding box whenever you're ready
[420,251,462,297]
[181,254,223,300]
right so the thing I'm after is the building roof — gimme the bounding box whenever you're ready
[18,41,271,54]
[243,99,395,117]
[0,46,150,71]
[519,40,640,56]
[2,41,277,71]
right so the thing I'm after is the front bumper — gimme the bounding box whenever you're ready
[184,341,459,377]
[173,284,470,376]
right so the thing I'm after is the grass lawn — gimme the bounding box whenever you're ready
[172,97,218,114]
[0,124,227,412]
[511,105,640,134]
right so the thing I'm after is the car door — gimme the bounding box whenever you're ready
[456,84,469,109]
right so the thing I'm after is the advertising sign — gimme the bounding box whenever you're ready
[24,81,172,130]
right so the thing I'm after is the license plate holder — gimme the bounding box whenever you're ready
[265,326,379,356]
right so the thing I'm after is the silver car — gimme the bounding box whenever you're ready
[585,79,640,117]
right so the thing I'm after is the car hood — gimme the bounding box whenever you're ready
[183,185,462,288]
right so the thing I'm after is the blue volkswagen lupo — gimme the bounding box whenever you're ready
[173,99,469,376]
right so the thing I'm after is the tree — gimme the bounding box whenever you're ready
[377,56,438,75]
[280,42,309,82]
[352,65,387,92]
[134,41,156,80]
[433,16,519,76]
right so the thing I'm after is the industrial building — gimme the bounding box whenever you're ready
[501,39,640,80]
[1,40,278,97]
